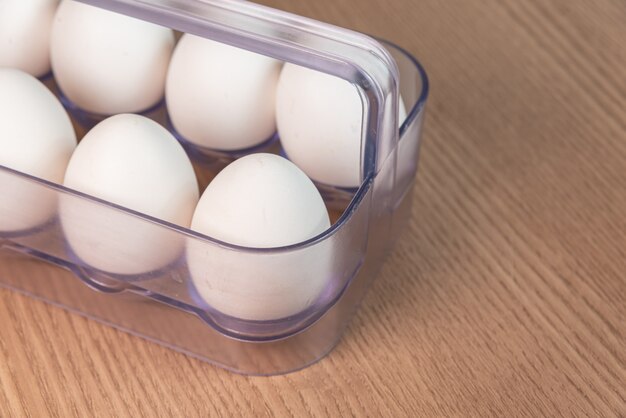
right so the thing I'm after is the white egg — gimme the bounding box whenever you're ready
[50,0,175,115]
[61,114,199,275]
[276,63,406,188]
[166,34,282,151]
[0,0,59,77]
[187,153,331,321]
[0,68,76,232]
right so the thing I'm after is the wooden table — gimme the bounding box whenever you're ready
[1,0,624,415]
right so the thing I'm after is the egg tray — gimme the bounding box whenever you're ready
[0,0,429,375]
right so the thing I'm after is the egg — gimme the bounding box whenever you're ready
[276,63,406,188]
[187,153,331,321]
[0,68,76,232]
[61,114,199,275]
[50,0,175,115]
[166,34,282,151]
[0,0,59,77]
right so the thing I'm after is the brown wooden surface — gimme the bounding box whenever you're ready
[1,0,625,416]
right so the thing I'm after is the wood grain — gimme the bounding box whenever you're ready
[1,0,625,415]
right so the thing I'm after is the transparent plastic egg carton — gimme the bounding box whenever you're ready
[0,0,428,375]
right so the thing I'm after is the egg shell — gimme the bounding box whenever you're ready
[61,114,199,275]
[187,153,331,321]
[50,0,175,115]
[0,68,76,232]
[0,0,58,77]
[276,63,406,188]
[166,34,282,151]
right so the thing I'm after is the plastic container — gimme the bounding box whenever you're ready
[0,0,428,375]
